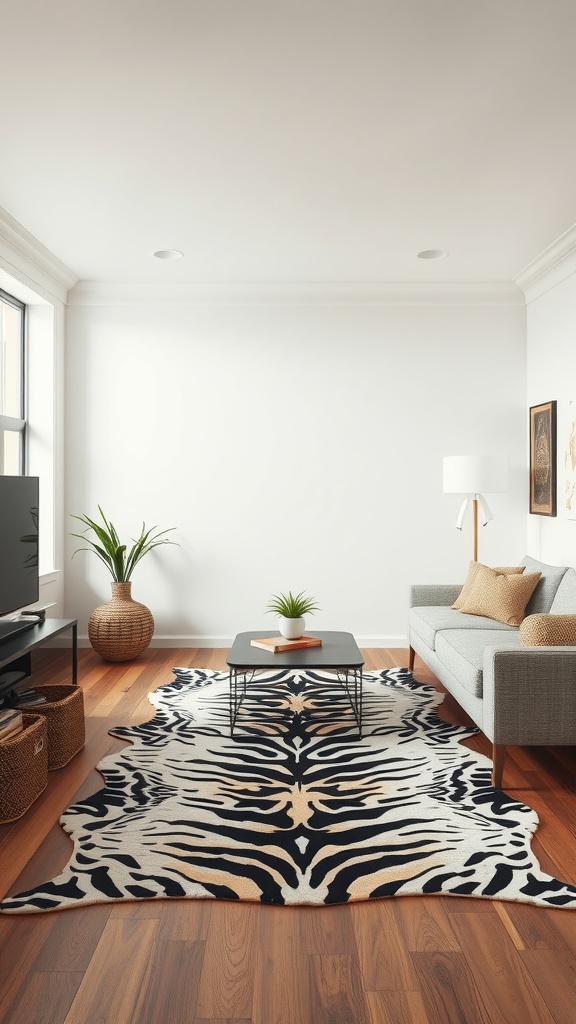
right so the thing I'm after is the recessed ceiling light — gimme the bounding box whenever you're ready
[417,249,449,260]
[153,249,183,260]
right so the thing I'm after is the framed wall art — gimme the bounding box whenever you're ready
[529,400,557,516]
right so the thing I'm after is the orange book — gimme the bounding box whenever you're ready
[250,635,322,653]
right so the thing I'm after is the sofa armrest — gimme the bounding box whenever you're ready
[482,646,576,746]
[409,584,462,608]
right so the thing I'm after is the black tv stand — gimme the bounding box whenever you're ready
[0,617,38,644]
[0,618,78,701]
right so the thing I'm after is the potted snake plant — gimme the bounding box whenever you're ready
[71,507,177,662]
[266,590,320,639]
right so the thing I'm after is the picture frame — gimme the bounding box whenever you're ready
[529,400,557,516]
[564,398,576,519]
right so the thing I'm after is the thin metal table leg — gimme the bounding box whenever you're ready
[337,667,363,738]
[229,668,251,736]
[229,668,236,736]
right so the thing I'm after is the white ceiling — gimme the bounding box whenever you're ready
[2,0,576,286]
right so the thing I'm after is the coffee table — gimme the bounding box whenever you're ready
[226,630,364,737]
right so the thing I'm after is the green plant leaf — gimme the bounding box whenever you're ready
[266,589,320,618]
[71,509,178,582]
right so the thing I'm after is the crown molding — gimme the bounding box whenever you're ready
[0,206,78,302]
[514,223,576,304]
[67,280,523,307]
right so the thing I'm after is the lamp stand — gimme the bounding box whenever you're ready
[472,497,478,562]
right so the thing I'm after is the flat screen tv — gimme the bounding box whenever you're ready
[0,475,39,643]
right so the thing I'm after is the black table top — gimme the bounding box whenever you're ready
[227,630,364,670]
[0,617,77,669]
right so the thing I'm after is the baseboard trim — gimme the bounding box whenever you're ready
[77,634,408,650]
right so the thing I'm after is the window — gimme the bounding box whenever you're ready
[0,288,26,474]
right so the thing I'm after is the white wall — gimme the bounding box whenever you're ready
[65,288,527,645]
[524,242,576,568]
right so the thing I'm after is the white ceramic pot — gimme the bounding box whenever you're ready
[278,615,305,639]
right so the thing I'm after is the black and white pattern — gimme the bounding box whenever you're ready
[2,668,575,913]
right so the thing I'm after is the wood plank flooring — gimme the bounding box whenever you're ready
[0,645,575,1024]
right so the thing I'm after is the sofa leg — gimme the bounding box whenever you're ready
[408,646,415,671]
[491,744,506,788]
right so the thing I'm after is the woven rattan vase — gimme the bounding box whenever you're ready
[88,581,154,662]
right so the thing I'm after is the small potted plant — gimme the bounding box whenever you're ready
[266,590,320,639]
[71,507,177,662]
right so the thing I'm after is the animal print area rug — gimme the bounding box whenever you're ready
[2,668,576,914]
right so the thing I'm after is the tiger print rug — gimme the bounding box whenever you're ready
[2,667,576,913]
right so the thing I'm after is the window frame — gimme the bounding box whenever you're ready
[0,287,27,474]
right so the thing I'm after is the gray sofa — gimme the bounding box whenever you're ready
[408,556,576,787]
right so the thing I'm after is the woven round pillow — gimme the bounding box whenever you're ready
[519,613,576,646]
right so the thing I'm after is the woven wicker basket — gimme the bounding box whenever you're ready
[88,581,154,661]
[33,685,85,770]
[0,713,48,823]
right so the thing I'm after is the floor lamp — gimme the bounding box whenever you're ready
[443,455,509,561]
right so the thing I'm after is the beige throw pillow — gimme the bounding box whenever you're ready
[452,561,526,610]
[520,614,576,646]
[459,564,542,626]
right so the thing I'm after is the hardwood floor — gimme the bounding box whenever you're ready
[1,645,575,1024]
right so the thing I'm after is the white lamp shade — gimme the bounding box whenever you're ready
[443,455,509,494]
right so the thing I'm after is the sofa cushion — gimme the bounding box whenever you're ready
[410,605,516,651]
[549,567,576,614]
[452,561,525,610]
[459,565,541,626]
[435,629,523,698]
[520,556,568,614]
[520,613,576,646]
